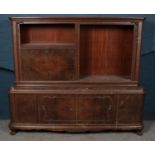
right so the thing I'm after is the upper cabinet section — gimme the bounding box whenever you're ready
[10,17,144,83]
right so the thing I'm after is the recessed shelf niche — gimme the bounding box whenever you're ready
[80,25,134,81]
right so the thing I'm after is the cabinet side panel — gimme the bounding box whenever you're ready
[11,21,21,80]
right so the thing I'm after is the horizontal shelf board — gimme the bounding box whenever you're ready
[11,86,144,95]
[21,43,76,49]
[79,75,131,82]
[14,76,134,85]
[10,17,144,23]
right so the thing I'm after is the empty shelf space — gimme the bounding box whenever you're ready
[80,25,134,77]
[20,24,76,44]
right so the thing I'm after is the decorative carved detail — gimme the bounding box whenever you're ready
[21,48,75,80]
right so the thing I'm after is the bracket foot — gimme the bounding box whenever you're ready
[10,130,17,135]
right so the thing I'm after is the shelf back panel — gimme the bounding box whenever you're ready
[20,24,75,44]
[80,25,134,78]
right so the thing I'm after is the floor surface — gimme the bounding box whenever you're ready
[0,120,155,141]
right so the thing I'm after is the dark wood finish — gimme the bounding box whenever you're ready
[21,47,75,80]
[117,94,144,124]
[77,95,116,124]
[9,90,144,132]
[38,95,76,124]
[13,94,37,123]
[9,17,145,134]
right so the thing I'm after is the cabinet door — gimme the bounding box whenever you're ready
[21,48,75,81]
[38,95,76,124]
[77,95,116,124]
[117,95,144,124]
[14,94,37,123]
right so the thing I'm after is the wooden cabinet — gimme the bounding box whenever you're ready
[9,17,145,134]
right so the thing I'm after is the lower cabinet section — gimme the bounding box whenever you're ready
[9,89,144,132]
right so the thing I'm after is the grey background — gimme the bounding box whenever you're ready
[0,14,155,120]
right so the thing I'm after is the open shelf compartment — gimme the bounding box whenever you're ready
[19,23,135,82]
[19,24,77,81]
[80,24,134,81]
[20,24,76,44]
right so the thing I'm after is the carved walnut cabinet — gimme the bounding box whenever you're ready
[9,17,145,134]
